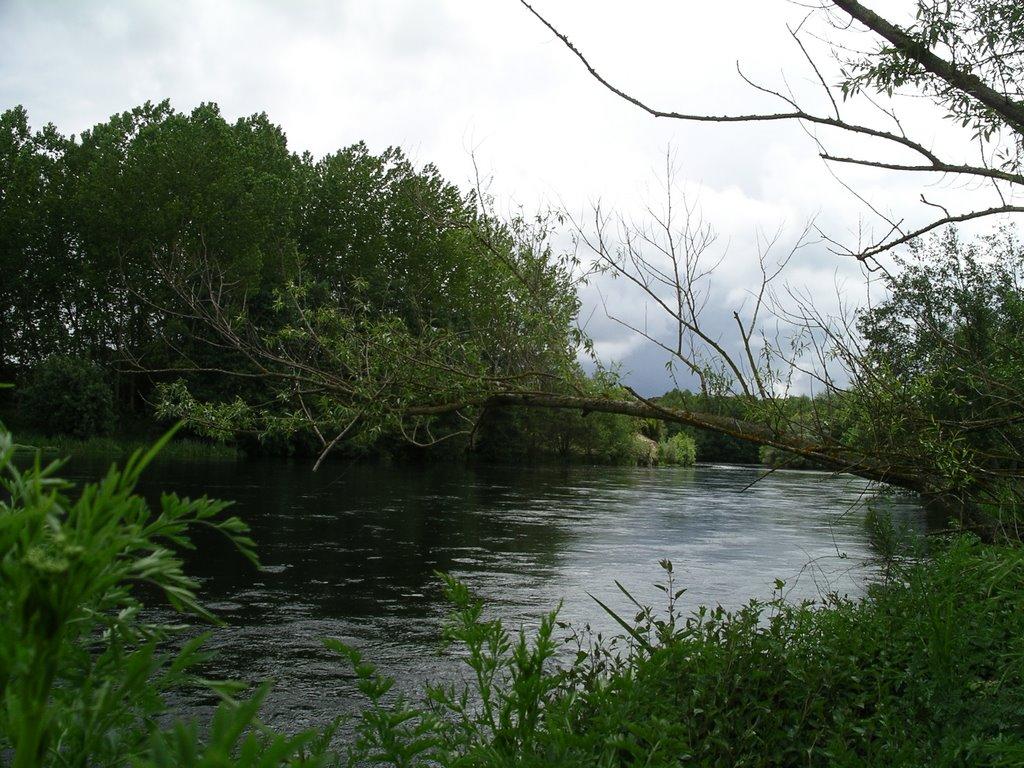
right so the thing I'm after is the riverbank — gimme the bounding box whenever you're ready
[11,430,243,462]
[7,423,699,469]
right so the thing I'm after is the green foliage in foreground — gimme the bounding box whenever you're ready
[0,428,327,767]
[3,427,1024,766]
[341,538,1024,767]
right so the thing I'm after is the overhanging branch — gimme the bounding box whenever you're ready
[831,0,1024,135]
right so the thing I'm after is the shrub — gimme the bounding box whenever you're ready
[340,540,1024,766]
[19,356,116,438]
[658,431,697,465]
[633,434,658,466]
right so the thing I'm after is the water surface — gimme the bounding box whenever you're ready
[69,458,926,730]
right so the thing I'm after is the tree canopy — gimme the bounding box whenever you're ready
[1,101,630,464]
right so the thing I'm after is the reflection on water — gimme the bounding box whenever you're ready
[67,458,926,731]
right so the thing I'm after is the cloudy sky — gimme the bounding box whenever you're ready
[1,0,1009,394]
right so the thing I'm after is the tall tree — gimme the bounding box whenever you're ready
[0,107,73,370]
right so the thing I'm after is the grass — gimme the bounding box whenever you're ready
[11,430,243,462]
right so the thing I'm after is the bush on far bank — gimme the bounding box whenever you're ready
[658,431,697,466]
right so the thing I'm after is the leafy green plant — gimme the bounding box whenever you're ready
[137,683,334,768]
[0,425,326,767]
[333,539,1024,767]
[331,572,563,766]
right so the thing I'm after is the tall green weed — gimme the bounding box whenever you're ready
[337,541,1024,766]
[0,426,327,766]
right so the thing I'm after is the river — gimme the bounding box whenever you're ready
[68,458,927,732]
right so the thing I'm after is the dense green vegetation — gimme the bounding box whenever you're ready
[0,102,672,468]
[653,391,761,465]
[17,356,116,439]
[474,405,648,466]
[845,229,1024,523]
[655,431,698,467]
[344,537,1024,767]
[0,427,327,768]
